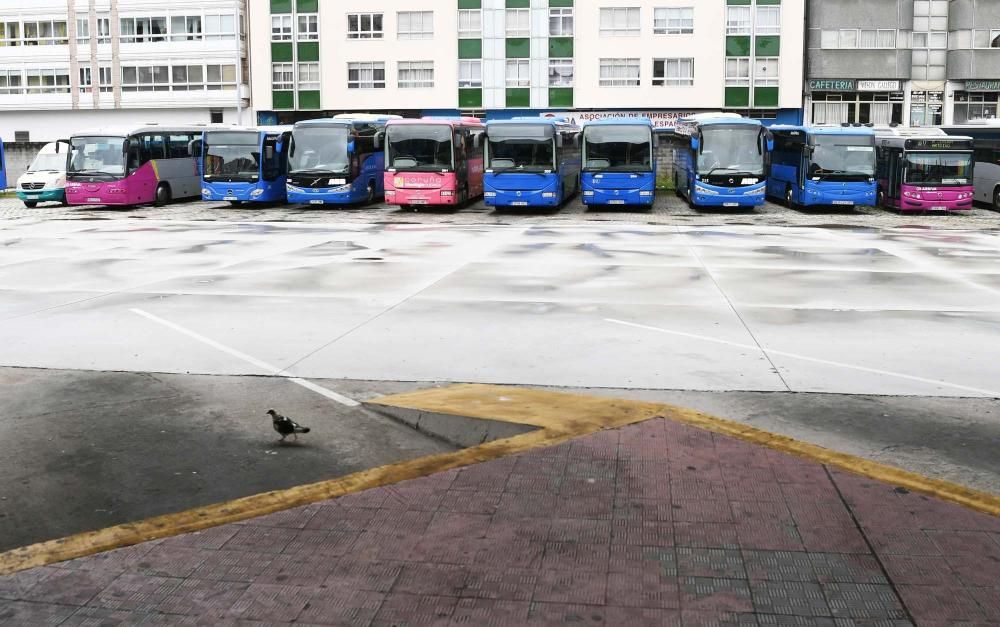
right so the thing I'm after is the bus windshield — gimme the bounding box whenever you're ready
[583,125,652,172]
[698,126,764,176]
[204,132,260,182]
[387,125,453,171]
[68,136,126,179]
[488,125,554,172]
[289,126,350,174]
[28,152,67,173]
[904,153,973,186]
[809,135,875,180]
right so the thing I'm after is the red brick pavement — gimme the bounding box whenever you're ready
[1,417,998,625]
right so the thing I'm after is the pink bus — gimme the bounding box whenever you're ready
[875,127,975,212]
[65,125,206,206]
[381,117,485,208]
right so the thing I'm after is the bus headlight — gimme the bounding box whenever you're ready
[385,190,396,195]
[750,187,765,195]
[694,185,719,195]
[440,190,454,196]
[286,185,303,193]
[201,188,212,196]
[903,191,922,199]
[250,188,265,197]
[957,192,973,200]
[484,191,497,198]
[639,191,653,197]
[583,190,594,196]
[541,192,556,198]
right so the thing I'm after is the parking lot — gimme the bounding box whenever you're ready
[2,193,999,547]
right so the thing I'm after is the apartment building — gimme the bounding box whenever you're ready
[249,0,805,126]
[805,0,1000,126]
[0,0,249,142]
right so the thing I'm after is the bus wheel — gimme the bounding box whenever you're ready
[23,201,37,208]
[877,190,885,209]
[993,188,1000,212]
[154,183,172,207]
[366,182,376,204]
[785,187,796,208]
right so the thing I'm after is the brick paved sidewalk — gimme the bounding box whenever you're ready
[2,417,998,625]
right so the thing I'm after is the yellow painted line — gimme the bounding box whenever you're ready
[3,383,996,576]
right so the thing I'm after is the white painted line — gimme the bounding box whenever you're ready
[130,308,360,407]
[605,317,1000,398]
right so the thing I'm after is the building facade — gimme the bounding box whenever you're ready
[249,0,804,126]
[805,0,1000,126]
[0,0,249,143]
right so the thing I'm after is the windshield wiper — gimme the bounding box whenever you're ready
[69,169,118,176]
[291,168,348,174]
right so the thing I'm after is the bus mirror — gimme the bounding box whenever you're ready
[347,140,356,154]
[264,146,275,161]
[652,134,660,149]
[691,136,700,152]
[556,134,564,148]
[374,132,384,149]
[188,139,202,157]
[766,137,774,152]
[473,134,482,149]
[275,140,284,154]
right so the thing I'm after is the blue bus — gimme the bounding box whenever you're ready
[286,115,398,206]
[483,117,581,208]
[202,126,292,205]
[670,113,770,208]
[581,118,656,207]
[767,125,877,208]
[0,141,6,190]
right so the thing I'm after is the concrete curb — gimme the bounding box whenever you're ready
[364,401,537,448]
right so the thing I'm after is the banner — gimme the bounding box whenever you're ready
[542,110,702,129]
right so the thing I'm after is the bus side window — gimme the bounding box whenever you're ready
[126,139,141,172]
[139,133,166,164]
[167,134,192,159]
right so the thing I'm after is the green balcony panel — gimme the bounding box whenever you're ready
[506,0,529,6]
[754,87,779,107]
[549,37,573,58]
[458,38,482,59]
[725,87,750,108]
[296,0,318,11]
[458,0,481,8]
[270,0,292,13]
[298,41,319,61]
[459,88,482,108]
[549,88,573,108]
[271,42,293,62]
[298,90,320,109]
[756,36,780,56]
[550,0,574,6]
[757,0,781,4]
[506,38,530,58]
[506,88,530,108]
[273,91,294,109]
[726,36,751,56]
[726,0,751,4]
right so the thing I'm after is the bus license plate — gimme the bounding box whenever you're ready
[609,200,625,205]
[723,202,739,207]
[930,206,947,211]
[511,201,528,206]
[411,199,428,205]
[224,196,238,201]
[87,197,102,203]
[832,200,853,205]
[309,200,324,205]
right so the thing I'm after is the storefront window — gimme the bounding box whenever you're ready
[812,91,904,125]
[953,91,999,124]
[910,91,944,126]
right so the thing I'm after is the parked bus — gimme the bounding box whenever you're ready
[17,141,70,207]
[65,125,205,206]
[940,120,1000,211]
[670,113,770,208]
[381,117,485,209]
[483,117,581,208]
[286,115,397,206]
[767,125,877,208]
[201,126,292,205]
[875,127,974,211]
[581,118,656,207]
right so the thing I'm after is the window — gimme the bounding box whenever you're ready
[171,64,202,90]
[458,60,481,88]
[725,6,751,35]
[549,7,573,37]
[0,69,22,94]
[121,65,170,91]
[653,58,694,86]
[210,110,223,124]
[754,57,779,87]
[505,59,530,87]
[347,61,385,88]
[76,18,89,44]
[298,62,319,90]
[204,14,235,41]
[599,58,640,87]
[272,63,293,90]
[654,8,693,35]
[398,60,434,88]
[398,11,432,39]
[79,66,92,92]
[25,68,70,93]
[822,29,896,49]
[99,66,112,92]
[120,17,167,43]
[0,22,20,47]
[725,57,750,86]
[23,21,69,45]
[839,29,858,48]
[549,59,573,86]
[96,16,110,44]
[169,16,200,41]
[912,31,947,49]
[348,13,383,39]
[599,8,640,37]
[271,15,292,41]
[458,10,481,39]
[506,9,529,38]
[755,6,780,35]
[298,15,319,41]
[206,64,236,90]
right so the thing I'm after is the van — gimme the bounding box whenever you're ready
[17,142,68,207]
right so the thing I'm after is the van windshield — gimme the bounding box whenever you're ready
[28,151,68,172]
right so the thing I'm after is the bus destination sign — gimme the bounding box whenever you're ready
[905,138,974,151]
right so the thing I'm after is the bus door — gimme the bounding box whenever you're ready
[455,129,468,187]
[887,149,902,200]
[262,133,283,181]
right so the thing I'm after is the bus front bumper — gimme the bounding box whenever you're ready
[385,189,459,206]
[801,185,876,207]
[483,190,561,207]
[693,183,766,207]
[582,188,654,206]
[203,183,285,203]
[287,184,361,206]
[16,189,64,203]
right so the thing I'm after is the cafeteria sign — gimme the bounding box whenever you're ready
[808,79,856,91]
[543,111,700,129]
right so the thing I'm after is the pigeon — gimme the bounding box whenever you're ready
[267,409,311,441]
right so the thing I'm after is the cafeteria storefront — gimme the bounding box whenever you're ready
[806,79,905,125]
